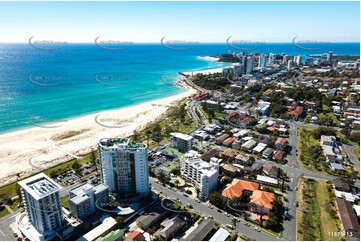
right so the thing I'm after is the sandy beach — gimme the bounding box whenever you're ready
[0,82,196,186]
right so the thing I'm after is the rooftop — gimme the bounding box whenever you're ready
[99,138,147,150]
[170,132,193,141]
[18,173,62,200]
[222,179,259,199]
[250,190,275,209]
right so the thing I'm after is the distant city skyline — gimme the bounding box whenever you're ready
[0,1,359,43]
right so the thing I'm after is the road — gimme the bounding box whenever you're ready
[343,144,360,174]
[150,178,283,241]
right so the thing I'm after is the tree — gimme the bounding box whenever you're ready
[72,161,81,171]
[209,192,224,207]
[145,130,152,146]
[132,131,140,143]
[157,171,166,184]
[152,123,163,145]
[115,216,124,229]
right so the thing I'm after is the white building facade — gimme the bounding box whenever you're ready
[18,173,63,240]
[180,150,219,199]
[98,138,149,197]
[170,132,193,153]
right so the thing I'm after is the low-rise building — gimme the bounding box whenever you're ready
[262,148,275,159]
[250,190,275,214]
[136,202,169,230]
[170,132,193,153]
[180,151,219,199]
[182,219,214,241]
[69,183,109,220]
[158,217,185,240]
[222,179,259,199]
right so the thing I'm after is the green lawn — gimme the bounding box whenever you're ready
[61,196,70,209]
[317,112,340,127]
[337,131,360,161]
[162,161,179,173]
[297,178,344,241]
[298,128,326,173]
[0,207,9,218]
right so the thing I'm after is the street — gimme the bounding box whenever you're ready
[150,178,283,241]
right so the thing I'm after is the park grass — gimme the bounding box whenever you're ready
[297,178,344,241]
[316,180,344,241]
[0,207,9,218]
[61,196,70,209]
[298,128,327,174]
[318,112,340,127]
[162,161,179,173]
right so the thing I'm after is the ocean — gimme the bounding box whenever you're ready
[0,43,359,133]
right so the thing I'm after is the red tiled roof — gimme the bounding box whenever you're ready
[276,137,287,145]
[250,190,275,210]
[222,179,259,199]
[287,106,303,116]
[273,150,285,160]
[124,232,146,241]
[267,127,278,132]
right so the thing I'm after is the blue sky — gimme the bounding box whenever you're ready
[0,1,359,43]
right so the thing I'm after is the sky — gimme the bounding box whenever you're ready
[0,1,359,43]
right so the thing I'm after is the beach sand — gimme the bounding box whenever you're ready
[0,83,196,186]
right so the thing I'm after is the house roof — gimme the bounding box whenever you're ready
[221,179,259,199]
[273,150,285,160]
[250,190,275,209]
[333,179,351,192]
[276,137,287,145]
[222,164,238,173]
[201,148,220,162]
[336,198,360,233]
[287,106,303,116]
[124,232,145,241]
[183,219,214,241]
[221,149,236,158]
[263,164,279,177]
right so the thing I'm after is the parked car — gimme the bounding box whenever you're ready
[254,227,261,232]
[226,224,234,229]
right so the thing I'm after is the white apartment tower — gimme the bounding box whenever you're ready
[258,55,267,68]
[180,150,219,199]
[246,56,254,74]
[18,173,63,239]
[98,138,149,197]
[170,132,193,153]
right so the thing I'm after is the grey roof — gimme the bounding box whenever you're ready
[183,219,214,241]
[18,173,62,200]
[137,202,169,229]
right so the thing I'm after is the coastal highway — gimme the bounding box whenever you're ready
[150,178,283,241]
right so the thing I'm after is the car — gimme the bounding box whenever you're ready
[195,199,200,203]
[295,201,299,207]
[182,193,189,197]
[226,224,234,229]
[208,215,213,219]
[254,227,261,232]
[13,232,18,237]
[295,187,298,191]
[217,209,222,213]
[244,222,250,227]
[208,204,213,209]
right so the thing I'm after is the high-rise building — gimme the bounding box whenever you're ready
[170,132,193,153]
[246,56,254,74]
[287,60,293,70]
[304,58,314,66]
[233,63,242,78]
[294,55,302,65]
[327,51,333,62]
[18,173,63,240]
[69,183,109,220]
[222,67,234,78]
[98,138,149,197]
[240,56,247,75]
[258,55,267,68]
[180,150,219,199]
[268,53,276,64]
[282,55,290,64]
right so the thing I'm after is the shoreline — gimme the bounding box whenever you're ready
[0,79,196,186]
[0,55,223,186]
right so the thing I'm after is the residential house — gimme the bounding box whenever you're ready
[222,179,259,199]
[234,154,254,166]
[136,202,169,230]
[335,198,360,239]
[262,148,275,160]
[262,164,279,178]
[158,217,185,240]
[221,164,238,178]
[182,219,215,241]
[250,190,275,214]
[201,148,220,162]
[275,137,287,149]
[220,149,236,161]
[241,139,257,152]
[244,162,263,175]
[273,150,285,161]
[124,232,146,241]
[334,179,351,192]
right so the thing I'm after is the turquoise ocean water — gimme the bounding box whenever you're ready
[0,43,359,133]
